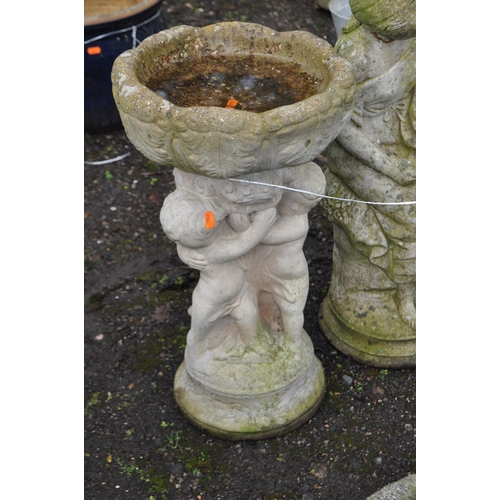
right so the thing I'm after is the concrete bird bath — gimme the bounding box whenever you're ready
[112,22,355,439]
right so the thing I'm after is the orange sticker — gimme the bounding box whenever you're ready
[225,99,238,109]
[204,211,216,230]
[87,46,102,55]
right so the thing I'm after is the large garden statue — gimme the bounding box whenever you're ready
[319,0,416,367]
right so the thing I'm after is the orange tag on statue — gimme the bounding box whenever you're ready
[204,211,216,230]
[225,99,238,109]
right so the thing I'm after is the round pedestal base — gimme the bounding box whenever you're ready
[174,336,325,440]
[319,297,415,368]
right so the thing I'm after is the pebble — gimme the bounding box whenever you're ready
[95,334,104,341]
[349,457,361,471]
[404,423,413,431]
[167,463,184,476]
[342,375,353,386]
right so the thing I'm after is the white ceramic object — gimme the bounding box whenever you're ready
[329,0,352,36]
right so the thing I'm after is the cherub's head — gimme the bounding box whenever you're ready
[160,189,223,248]
[278,163,326,216]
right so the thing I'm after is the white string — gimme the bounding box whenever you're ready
[84,152,131,165]
[228,178,416,206]
[84,10,161,48]
[132,26,138,48]
[83,151,415,205]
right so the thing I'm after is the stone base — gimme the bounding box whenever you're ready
[319,297,415,368]
[174,331,325,440]
[366,474,416,500]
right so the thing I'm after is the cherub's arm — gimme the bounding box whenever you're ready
[261,214,308,245]
[200,207,277,265]
[177,244,208,271]
[336,121,415,186]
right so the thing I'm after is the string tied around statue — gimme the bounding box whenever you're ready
[228,178,416,206]
[84,153,415,206]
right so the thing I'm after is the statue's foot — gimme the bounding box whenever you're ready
[223,329,277,363]
[212,341,246,361]
[251,328,277,352]
[395,283,416,329]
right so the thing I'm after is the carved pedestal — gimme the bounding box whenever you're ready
[162,164,326,439]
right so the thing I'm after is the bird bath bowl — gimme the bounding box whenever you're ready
[112,22,354,178]
[112,22,355,440]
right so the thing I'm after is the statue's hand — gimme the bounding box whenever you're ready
[252,207,277,231]
[185,253,208,270]
[227,213,251,232]
[389,158,416,186]
[178,246,208,270]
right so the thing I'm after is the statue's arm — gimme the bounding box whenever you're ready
[201,207,277,264]
[336,122,415,185]
[177,244,208,271]
[261,214,308,245]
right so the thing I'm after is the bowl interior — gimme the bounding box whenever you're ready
[143,53,324,113]
[133,24,336,113]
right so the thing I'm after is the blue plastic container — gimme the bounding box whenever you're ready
[84,0,168,133]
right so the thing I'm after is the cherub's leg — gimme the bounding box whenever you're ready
[230,287,260,348]
[187,285,219,346]
[272,276,308,341]
[188,276,240,346]
[188,268,258,351]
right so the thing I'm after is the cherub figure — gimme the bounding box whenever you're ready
[159,188,277,359]
[251,163,326,341]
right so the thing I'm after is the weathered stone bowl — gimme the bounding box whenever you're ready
[111,22,355,178]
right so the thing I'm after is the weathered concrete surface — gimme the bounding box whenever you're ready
[366,474,416,500]
[319,0,416,367]
[112,22,355,439]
